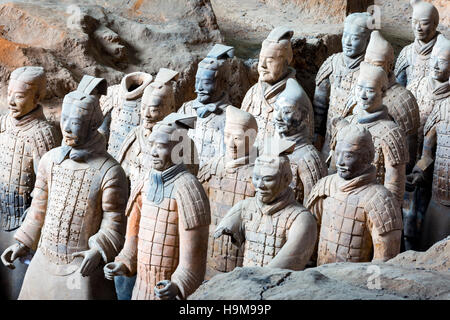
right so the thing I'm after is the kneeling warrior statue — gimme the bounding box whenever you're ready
[199,106,258,277]
[273,78,327,206]
[178,44,235,168]
[1,81,128,299]
[307,124,402,265]
[0,66,62,300]
[104,113,211,300]
[214,137,317,271]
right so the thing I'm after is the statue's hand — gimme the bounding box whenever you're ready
[103,261,128,280]
[154,280,179,300]
[72,249,102,277]
[406,168,424,191]
[1,243,29,269]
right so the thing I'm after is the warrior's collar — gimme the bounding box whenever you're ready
[255,187,295,217]
[193,94,228,118]
[428,77,450,100]
[337,165,377,193]
[146,163,187,204]
[343,53,365,70]
[279,130,311,149]
[259,67,296,97]
[354,104,390,124]
[56,131,107,164]
[414,32,440,57]
[10,104,45,128]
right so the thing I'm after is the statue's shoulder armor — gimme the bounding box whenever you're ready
[197,155,223,183]
[394,44,412,77]
[306,174,337,208]
[385,85,420,135]
[315,53,338,86]
[363,184,402,235]
[297,144,328,184]
[423,102,445,136]
[100,84,122,115]
[377,121,408,166]
[177,99,195,115]
[174,171,211,230]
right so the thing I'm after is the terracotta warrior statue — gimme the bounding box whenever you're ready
[334,62,408,206]
[1,83,128,299]
[118,68,179,191]
[407,34,450,250]
[313,12,374,159]
[99,71,153,159]
[104,113,211,300]
[273,78,327,205]
[214,137,317,271]
[307,124,402,265]
[0,66,62,300]
[242,26,314,151]
[178,44,235,168]
[395,0,440,88]
[198,106,258,277]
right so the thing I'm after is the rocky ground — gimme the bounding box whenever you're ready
[190,236,450,300]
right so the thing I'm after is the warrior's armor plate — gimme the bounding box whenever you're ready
[117,126,152,191]
[307,173,402,264]
[14,144,128,299]
[345,115,408,203]
[242,68,314,149]
[178,99,229,168]
[395,41,435,88]
[424,100,450,206]
[116,165,210,300]
[288,141,327,206]
[230,195,308,267]
[408,77,450,159]
[198,156,255,272]
[100,73,153,159]
[315,53,362,154]
[0,107,61,231]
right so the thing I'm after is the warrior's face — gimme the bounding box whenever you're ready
[7,80,39,119]
[258,47,287,84]
[342,24,369,58]
[273,97,302,137]
[148,131,174,171]
[60,103,91,147]
[224,123,255,160]
[141,96,170,130]
[412,11,437,43]
[429,52,450,82]
[335,140,370,180]
[355,77,383,113]
[253,158,290,204]
[195,67,218,104]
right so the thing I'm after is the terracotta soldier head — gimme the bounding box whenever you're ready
[7,66,46,119]
[60,91,104,148]
[149,113,196,171]
[410,0,439,44]
[342,12,375,58]
[141,68,179,130]
[224,106,258,161]
[194,44,234,116]
[253,137,295,204]
[354,62,388,113]
[365,30,395,75]
[335,123,375,180]
[258,26,294,84]
[273,78,311,138]
[429,34,450,82]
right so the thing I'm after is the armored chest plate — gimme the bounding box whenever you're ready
[434,117,450,205]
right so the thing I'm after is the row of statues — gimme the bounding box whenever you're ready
[0,0,448,300]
